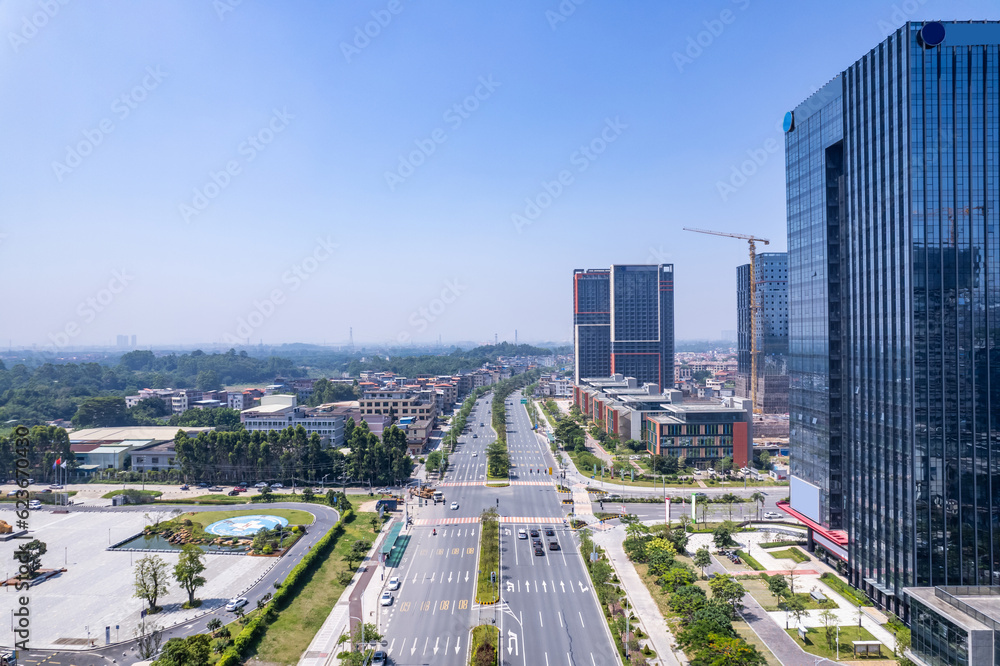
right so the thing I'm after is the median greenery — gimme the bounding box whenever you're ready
[469,625,498,666]
[819,572,872,607]
[475,508,500,604]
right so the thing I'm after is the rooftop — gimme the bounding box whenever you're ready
[69,426,213,442]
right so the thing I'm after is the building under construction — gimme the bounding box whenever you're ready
[736,253,789,413]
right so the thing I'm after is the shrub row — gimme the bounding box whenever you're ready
[215,508,353,665]
[734,549,765,571]
[758,540,806,549]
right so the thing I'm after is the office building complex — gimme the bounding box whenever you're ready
[736,253,789,413]
[573,265,675,388]
[784,21,1000,627]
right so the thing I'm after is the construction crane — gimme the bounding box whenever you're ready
[683,227,770,415]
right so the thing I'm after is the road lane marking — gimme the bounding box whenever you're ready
[539,611,543,627]
[559,611,564,627]
[579,611,585,627]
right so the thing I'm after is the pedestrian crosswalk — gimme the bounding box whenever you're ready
[437,480,555,487]
[413,516,566,526]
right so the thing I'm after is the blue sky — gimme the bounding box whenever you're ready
[2,0,997,350]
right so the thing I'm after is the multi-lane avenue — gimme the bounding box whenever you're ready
[379,392,618,665]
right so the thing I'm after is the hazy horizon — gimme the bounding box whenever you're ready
[4,1,996,349]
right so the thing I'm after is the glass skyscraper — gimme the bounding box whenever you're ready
[573,265,674,389]
[785,21,1000,616]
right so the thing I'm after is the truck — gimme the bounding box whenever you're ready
[433,490,444,504]
[0,651,17,666]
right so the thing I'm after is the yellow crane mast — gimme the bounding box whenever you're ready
[682,227,770,415]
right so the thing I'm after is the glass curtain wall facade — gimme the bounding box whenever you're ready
[786,21,1000,616]
[610,264,675,389]
[573,269,611,384]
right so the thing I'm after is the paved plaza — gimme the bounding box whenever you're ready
[0,508,276,650]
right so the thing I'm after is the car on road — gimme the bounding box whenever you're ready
[271,483,284,489]
[529,529,539,538]
[6,491,18,497]
[517,529,527,540]
[472,452,478,457]
[38,489,51,494]
[380,591,393,606]
[763,511,783,520]
[28,499,41,509]
[225,597,248,611]
[48,484,63,489]
[534,546,545,556]
[531,539,542,548]
[227,490,240,496]
[450,501,459,510]
[548,541,560,550]
[179,484,190,490]
[197,482,209,488]
[387,576,400,591]
[234,486,246,492]
[208,486,223,492]
[372,651,387,666]
[473,434,478,438]
[544,528,555,537]
[694,492,707,498]
[254,482,268,488]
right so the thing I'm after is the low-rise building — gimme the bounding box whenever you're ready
[642,400,752,469]
[240,395,345,446]
[130,441,179,472]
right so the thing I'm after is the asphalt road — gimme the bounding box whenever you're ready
[6,501,339,666]
[380,392,617,666]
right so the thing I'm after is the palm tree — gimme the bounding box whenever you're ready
[750,491,766,521]
[720,493,740,521]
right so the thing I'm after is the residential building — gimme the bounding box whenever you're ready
[736,252,789,413]
[573,265,675,388]
[784,21,1000,619]
[358,388,438,422]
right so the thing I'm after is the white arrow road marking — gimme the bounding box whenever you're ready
[579,581,588,593]
[388,639,394,653]
[455,636,461,654]
[448,572,453,583]
[412,573,418,584]
[429,572,435,583]
[507,580,514,592]
[466,571,470,582]
[411,637,417,655]
[526,581,531,592]
[542,581,547,592]
[507,630,519,656]
[560,581,566,593]
[433,637,440,655]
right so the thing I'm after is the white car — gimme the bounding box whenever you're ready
[450,501,459,510]
[763,511,783,520]
[517,529,528,540]
[225,597,248,611]
[254,482,268,488]
[27,500,41,510]
[387,576,400,591]
[271,483,284,489]
[380,591,393,606]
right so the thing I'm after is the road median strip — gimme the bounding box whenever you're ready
[475,508,500,604]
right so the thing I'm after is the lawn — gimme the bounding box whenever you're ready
[819,572,873,607]
[183,508,316,528]
[102,489,162,499]
[785,625,881,660]
[769,547,809,563]
[249,511,377,665]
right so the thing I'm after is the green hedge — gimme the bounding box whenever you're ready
[216,508,354,665]
[735,549,765,571]
[819,572,872,607]
[759,540,806,549]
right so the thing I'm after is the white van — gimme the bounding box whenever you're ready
[27,500,41,510]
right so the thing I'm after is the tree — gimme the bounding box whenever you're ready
[659,564,696,592]
[351,622,382,650]
[72,396,130,428]
[669,584,707,619]
[173,545,207,607]
[693,547,712,578]
[14,539,46,579]
[709,574,747,614]
[767,573,789,598]
[302,487,315,502]
[258,485,273,502]
[486,439,510,477]
[713,523,737,549]
[134,619,163,659]
[702,635,767,666]
[720,493,741,520]
[714,455,734,474]
[425,451,442,473]
[757,451,771,470]
[195,370,221,391]
[157,634,211,666]
[206,618,222,634]
[344,539,370,569]
[370,515,381,533]
[819,608,838,648]
[780,594,807,629]
[134,555,170,612]
[750,491,766,521]
[326,489,337,506]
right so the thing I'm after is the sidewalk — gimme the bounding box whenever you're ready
[592,525,685,666]
[296,519,395,666]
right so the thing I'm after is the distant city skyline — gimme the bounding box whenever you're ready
[3,1,997,349]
